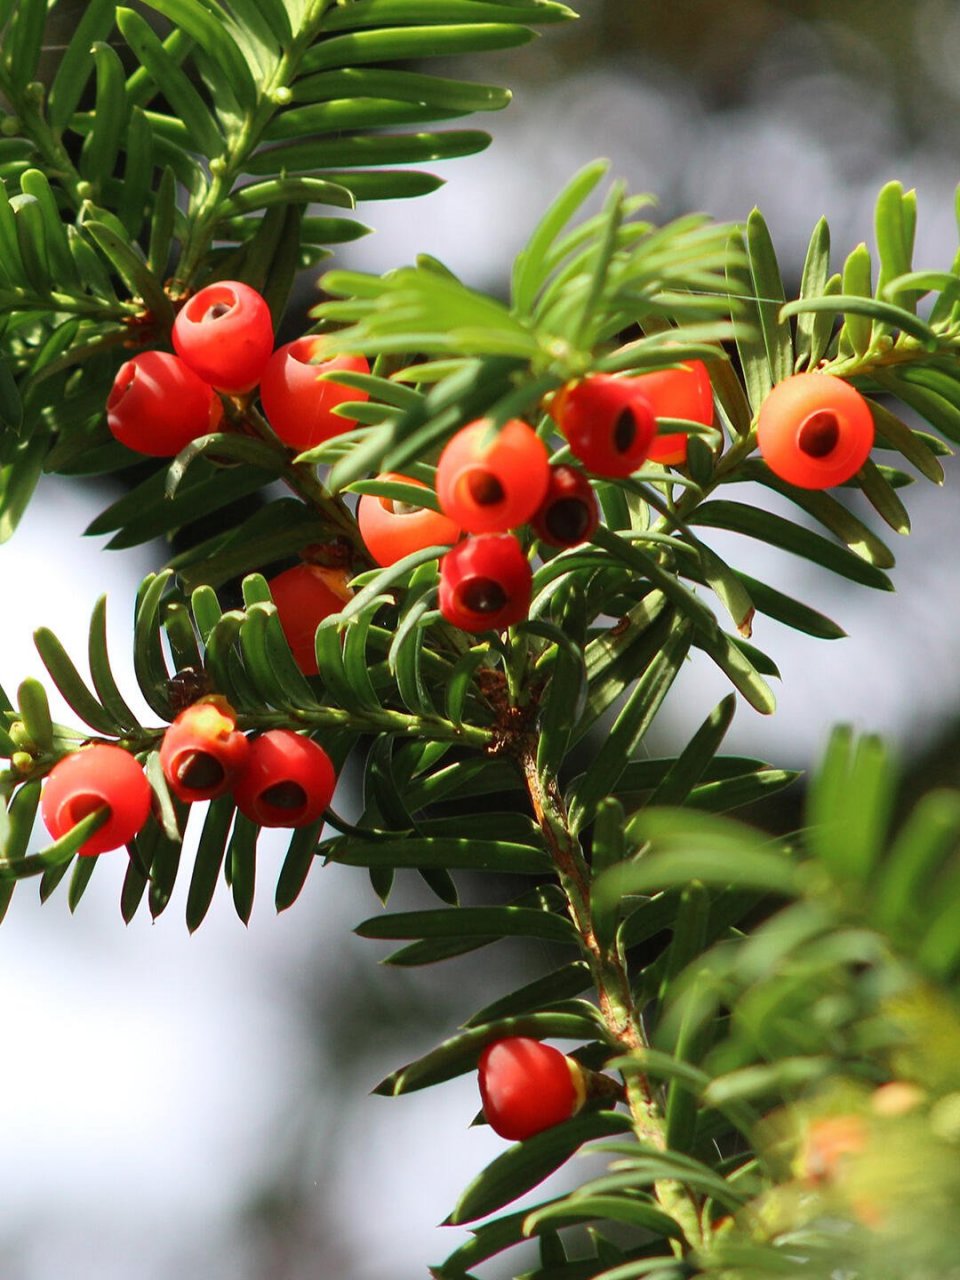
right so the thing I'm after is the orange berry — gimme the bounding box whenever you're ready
[436,419,550,533]
[757,373,874,489]
[260,337,369,451]
[357,473,461,567]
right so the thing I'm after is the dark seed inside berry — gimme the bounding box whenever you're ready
[545,497,591,545]
[459,577,508,614]
[261,780,308,811]
[204,302,233,322]
[466,470,506,507]
[798,411,840,458]
[177,751,226,793]
[613,409,637,453]
[386,499,423,516]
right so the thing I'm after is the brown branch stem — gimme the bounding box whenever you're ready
[520,746,708,1251]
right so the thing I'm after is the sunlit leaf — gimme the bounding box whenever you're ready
[448,1112,632,1225]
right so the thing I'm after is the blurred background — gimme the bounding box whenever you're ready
[2,1,960,1276]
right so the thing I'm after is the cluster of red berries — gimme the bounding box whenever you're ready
[419,360,713,634]
[263,362,715,653]
[251,360,875,651]
[158,700,336,828]
[105,281,873,498]
[104,281,874,657]
[41,701,336,857]
[106,279,369,457]
[552,358,713,475]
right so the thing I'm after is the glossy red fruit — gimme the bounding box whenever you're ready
[41,744,152,856]
[260,338,370,451]
[172,280,274,393]
[159,698,250,803]
[478,1038,585,1141]
[435,418,550,533]
[106,351,223,456]
[357,473,461,567]
[232,730,336,828]
[438,534,532,633]
[630,359,714,465]
[757,372,875,489]
[530,464,599,547]
[267,563,352,677]
[646,435,690,466]
[552,375,657,477]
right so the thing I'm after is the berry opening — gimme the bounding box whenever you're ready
[261,780,308,811]
[798,411,841,458]
[465,470,506,508]
[544,497,591,544]
[613,408,637,453]
[458,577,508,614]
[183,286,236,324]
[381,497,424,517]
[65,793,110,827]
[289,339,320,365]
[175,751,226,793]
[106,363,135,410]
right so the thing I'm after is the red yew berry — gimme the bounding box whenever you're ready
[435,418,550,533]
[551,375,657,477]
[159,698,249,803]
[260,338,370,451]
[757,372,875,489]
[41,744,152,856]
[232,730,336,828]
[357,473,461,567]
[438,533,532,633]
[647,435,689,466]
[172,280,274,393]
[530,464,599,547]
[478,1037,586,1140]
[630,359,714,465]
[267,563,352,676]
[106,350,223,456]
